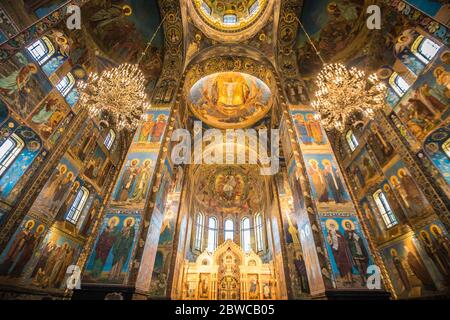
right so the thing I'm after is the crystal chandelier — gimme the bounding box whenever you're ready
[311,63,386,132]
[77,14,167,131]
[78,63,149,131]
[295,16,386,132]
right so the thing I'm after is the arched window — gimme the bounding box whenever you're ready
[104,129,116,150]
[249,0,260,15]
[443,138,450,159]
[346,130,359,152]
[412,35,441,64]
[66,186,89,224]
[224,219,234,241]
[0,133,24,176]
[373,189,398,228]
[207,217,218,253]
[26,36,55,65]
[194,213,204,250]
[223,14,237,25]
[254,213,264,252]
[56,72,76,97]
[241,217,251,253]
[388,72,410,98]
[201,0,211,15]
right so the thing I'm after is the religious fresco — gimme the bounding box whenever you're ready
[28,155,80,222]
[111,150,158,210]
[54,177,84,221]
[39,32,70,77]
[388,111,421,151]
[133,109,169,146]
[416,220,450,282]
[33,1,66,19]
[366,122,395,168]
[155,158,174,214]
[84,213,141,285]
[26,228,82,290]
[0,8,19,43]
[0,50,52,119]
[68,121,99,163]
[348,148,379,194]
[188,72,272,129]
[275,171,309,297]
[404,0,450,27]
[379,179,408,224]
[386,0,450,45]
[138,157,175,293]
[79,194,103,237]
[291,110,327,146]
[194,165,264,216]
[84,145,111,191]
[109,107,169,210]
[296,0,365,76]
[268,201,287,298]
[279,114,293,161]
[359,198,385,241]
[0,4,78,63]
[286,158,305,222]
[397,48,426,76]
[47,111,74,146]
[303,153,351,209]
[380,235,443,298]
[423,124,450,184]
[27,91,70,142]
[136,205,164,292]
[384,159,434,218]
[0,217,47,279]
[386,86,402,108]
[82,0,163,78]
[298,213,325,295]
[0,98,8,123]
[0,0,448,303]
[148,195,181,297]
[394,49,450,144]
[0,125,44,204]
[65,86,80,107]
[320,214,374,289]
[284,156,326,296]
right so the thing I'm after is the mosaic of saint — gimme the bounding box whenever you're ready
[195,166,263,215]
[188,72,272,129]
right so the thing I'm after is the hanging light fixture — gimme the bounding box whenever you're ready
[78,63,149,131]
[77,14,166,131]
[295,17,386,132]
[311,63,386,132]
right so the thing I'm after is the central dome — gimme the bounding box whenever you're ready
[189,0,273,42]
[188,72,272,129]
[193,0,268,32]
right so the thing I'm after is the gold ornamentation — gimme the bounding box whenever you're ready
[78,63,150,131]
[311,63,386,132]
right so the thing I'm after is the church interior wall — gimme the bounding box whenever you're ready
[0,0,448,301]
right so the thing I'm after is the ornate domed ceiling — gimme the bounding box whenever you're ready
[187,72,272,129]
[194,165,264,215]
[193,0,268,31]
[188,0,274,42]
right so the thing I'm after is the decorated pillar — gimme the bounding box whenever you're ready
[282,101,392,298]
[78,0,184,299]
